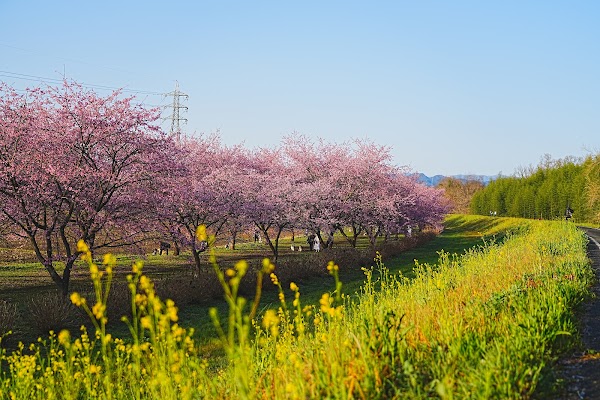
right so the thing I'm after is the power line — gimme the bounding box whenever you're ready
[0,70,165,96]
[164,81,189,142]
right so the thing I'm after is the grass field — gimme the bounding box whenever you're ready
[0,228,434,348]
[0,215,592,399]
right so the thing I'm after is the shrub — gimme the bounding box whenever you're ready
[104,282,132,323]
[0,300,17,336]
[28,292,83,334]
[154,273,223,306]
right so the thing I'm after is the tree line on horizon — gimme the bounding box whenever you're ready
[469,154,600,223]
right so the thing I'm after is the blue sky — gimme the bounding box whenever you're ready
[1,1,599,176]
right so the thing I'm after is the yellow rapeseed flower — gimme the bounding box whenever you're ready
[58,330,70,346]
[290,282,299,292]
[141,316,152,330]
[70,292,85,307]
[103,253,117,266]
[262,309,279,329]
[262,258,275,273]
[132,260,143,274]
[235,260,248,275]
[196,225,207,242]
[139,275,152,291]
[319,293,331,312]
[327,260,339,273]
[77,239,89,254]
[92,302,105,320]
[89,364,101,374]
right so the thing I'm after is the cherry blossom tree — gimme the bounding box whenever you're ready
[238,147,299,261]
[0,80,450,291]
[0,81,176,295]
[280,136,449,248]
[280,135,353,248]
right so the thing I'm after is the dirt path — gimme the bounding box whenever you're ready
[555,228,600,399]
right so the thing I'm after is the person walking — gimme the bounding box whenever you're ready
[313,235,320,252]
[307,233,315,250]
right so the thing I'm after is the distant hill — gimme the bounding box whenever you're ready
[416,173,497,187]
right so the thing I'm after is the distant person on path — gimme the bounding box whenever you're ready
[326,230,334,248]
[566,206,574,221]
[313,235,320,252]
[254,230,260,242]
[307,233,316,251]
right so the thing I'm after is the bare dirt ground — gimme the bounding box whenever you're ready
[554,228,600,399]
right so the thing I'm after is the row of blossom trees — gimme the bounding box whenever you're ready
[0,81,449,294]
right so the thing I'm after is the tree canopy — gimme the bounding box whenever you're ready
[470,155,599,223]
[0,81,450,293]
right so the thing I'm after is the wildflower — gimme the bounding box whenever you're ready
[92,302,105,320]
[103,253,117,267]
[225,268,236,277]
[327,261,339,273]
[77,239,90,254]
[132,260,143,274]
[270,273,279,285]
[320,293,343,318]
[135,293,147,306]
[58,330,70,346]
[166,300,179,322]
[70,292,85,307]
[319,293,332,313]
[286,383,296,393]
[89,263,99,278]
[262,258,275,273]
[89,364,101,374]
[139,275,152,291]
[102,334,112,345]
[140,316,152,330]
[235,260,248,276]
[262,309,280,336]
[196,225,207,242]
[290,282,299,292]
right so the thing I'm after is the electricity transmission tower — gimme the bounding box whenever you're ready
[164,81,188,141]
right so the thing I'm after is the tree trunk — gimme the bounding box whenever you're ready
[59,256,78,297]
[256,223,283,261]
[192,246,203,276]
[337,225,360,248]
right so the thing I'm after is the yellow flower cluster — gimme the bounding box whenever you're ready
[262,309,280,337]
[262,258,275,274]
[319,293,343,318]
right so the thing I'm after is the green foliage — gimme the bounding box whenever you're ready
[471,156,596,221]
[584,154,600,223]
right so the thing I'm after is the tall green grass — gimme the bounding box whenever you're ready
[0,217,592,399]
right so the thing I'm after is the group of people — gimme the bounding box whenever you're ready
[289,233,324,252]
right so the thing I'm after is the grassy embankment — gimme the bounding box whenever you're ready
[0,215,593,399]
